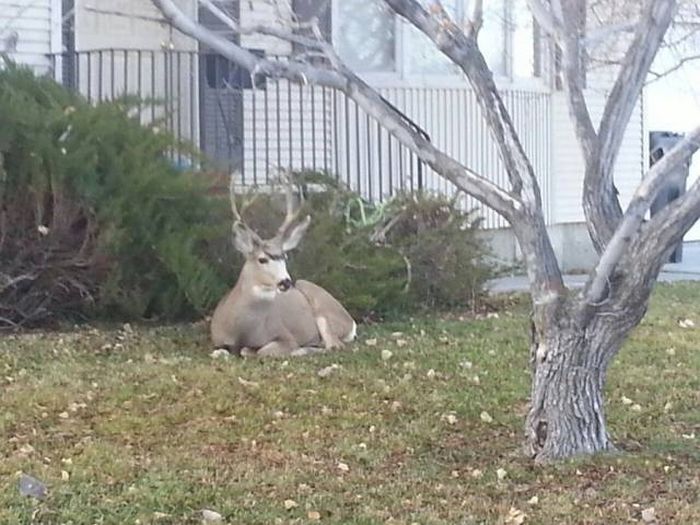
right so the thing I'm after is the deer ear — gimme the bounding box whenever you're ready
[233,222,261,254]
[281,215,311,252]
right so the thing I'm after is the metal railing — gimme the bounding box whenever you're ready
[49,49,551,229]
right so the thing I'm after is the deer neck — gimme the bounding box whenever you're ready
[234,263,279,305]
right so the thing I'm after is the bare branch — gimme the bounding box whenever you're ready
[382,0,565,300]
[647,52,700,83]
[200,0,326,52]
[527,0,565,38]
[467,0,484,38]
[557,0,598,162]
[584,21,637,47]
[584,126,700,304]
[199,0,239,32]
[151,0,519,222]
[82,5,165,24]
[644,176,700,256]
[384,0,533,201]
[586,0,677,250]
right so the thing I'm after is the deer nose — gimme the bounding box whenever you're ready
[277,278,293,292]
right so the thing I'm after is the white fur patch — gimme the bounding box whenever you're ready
[251,285,277,301]
[343,321,357,343]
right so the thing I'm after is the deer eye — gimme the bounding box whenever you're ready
[258,257,269,264]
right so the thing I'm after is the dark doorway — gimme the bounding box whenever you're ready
[198,0,243,172]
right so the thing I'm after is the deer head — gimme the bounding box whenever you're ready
[229,173,311,296]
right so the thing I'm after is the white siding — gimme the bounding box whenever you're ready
[240,1,292,56]
[71,1,200,146]
[550,77,644,224]
[242,81,332,184]
[548,2,646,225]
[74,0,196,51]
[0,0,56,72]
[242,80,553,230]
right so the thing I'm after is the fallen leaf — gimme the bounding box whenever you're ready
[210,349,230,360]
[496,468,508,480]
[61,470,70,481]
[18,444,35,456]
[238,377,260,388]
[307,511,321,521]
[443,413,458,425]
[337,462,350,472]
[201,509,223,522]
[641,507,656,523]
[395,339,408,347]
[284,499,298,510]
[426,369,436,379]
[58,412,70,419]
[621,396,633,405]
[678,318,695,328]
[480,411,494,423]
[666,347,676,356]
[365,338,378,347]
[527,495,539,505]
[471,469,483,479]
[317,364,340,378]
[631,404,642,412]
[504,506,526,524]
[381,350,393,361]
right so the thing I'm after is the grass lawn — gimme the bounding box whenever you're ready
[1,284,698,525]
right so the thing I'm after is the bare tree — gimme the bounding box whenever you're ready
[151,0,700,462]
[586,0,700,84]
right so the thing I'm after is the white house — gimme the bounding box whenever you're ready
[0,0,61,72]
[1,0,648,271]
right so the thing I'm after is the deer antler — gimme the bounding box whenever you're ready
[229,172,262,228]
[275,170,306,238]
[229,172,244,225]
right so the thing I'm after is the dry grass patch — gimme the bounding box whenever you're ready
[1,284,698,524]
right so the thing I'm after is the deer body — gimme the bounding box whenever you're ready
[211,177,356,358]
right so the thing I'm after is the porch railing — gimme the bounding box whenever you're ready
[49,49,551,229]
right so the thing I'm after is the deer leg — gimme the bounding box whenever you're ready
[256,340,297,358]
[290,346,328,357]
[240,347,256,358]
[316,316,344,351]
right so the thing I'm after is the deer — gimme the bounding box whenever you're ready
[210,175,357,358]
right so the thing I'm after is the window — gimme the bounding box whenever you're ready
[404,0,460,75]
[478,0,508,76]
[336,0,396,73]
[510,0,536,78]
[335,0,536,80]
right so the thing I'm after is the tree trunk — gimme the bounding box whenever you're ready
[524,311,638,462]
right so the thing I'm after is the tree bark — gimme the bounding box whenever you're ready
[524,302,646,462]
